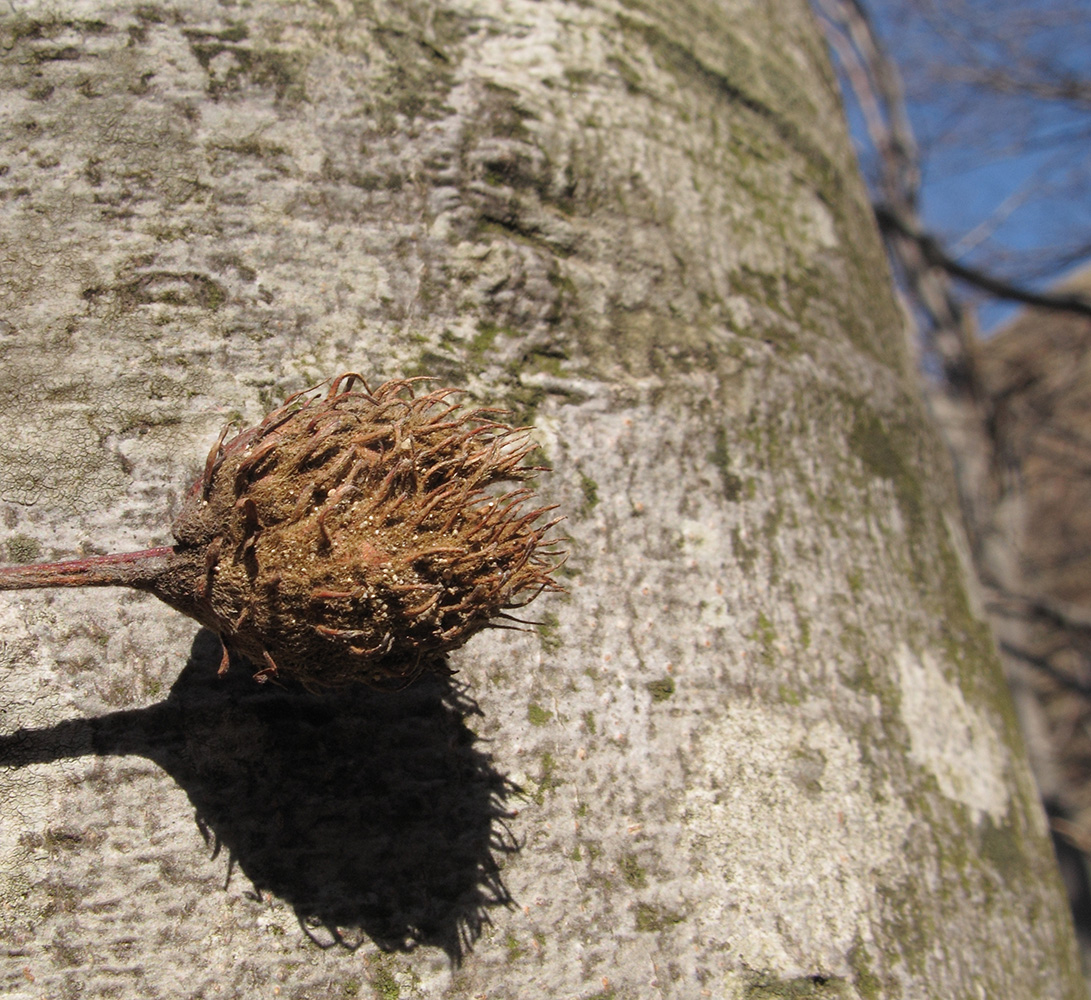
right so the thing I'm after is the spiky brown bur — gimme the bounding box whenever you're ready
[153,374,562,688]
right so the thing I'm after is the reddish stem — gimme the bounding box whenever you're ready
[0,546,177,591]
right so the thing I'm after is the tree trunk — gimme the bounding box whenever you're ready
[0,2,1082,998]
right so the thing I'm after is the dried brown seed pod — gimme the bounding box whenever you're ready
[0,374,563,688]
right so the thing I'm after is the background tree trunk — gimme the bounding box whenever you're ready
[0,1,1082,997]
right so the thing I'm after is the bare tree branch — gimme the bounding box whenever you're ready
[874,204,1091,319]
[944,66,1091,108]
[997,641,1091,699]
[989,591,1091,639]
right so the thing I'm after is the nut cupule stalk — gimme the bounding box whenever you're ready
[0,546,178,591]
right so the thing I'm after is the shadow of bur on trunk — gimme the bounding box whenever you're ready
[0,628,520,961]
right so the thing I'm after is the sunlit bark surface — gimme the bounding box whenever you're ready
[0,2,1082,997]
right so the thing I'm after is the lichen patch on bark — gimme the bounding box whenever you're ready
[896,644,1012,821]
[683,708,912,975]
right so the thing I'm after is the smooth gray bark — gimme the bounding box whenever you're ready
[0,1,1082,998]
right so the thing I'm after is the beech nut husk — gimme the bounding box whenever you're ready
[0,374,564,688]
